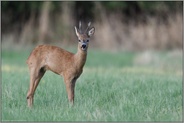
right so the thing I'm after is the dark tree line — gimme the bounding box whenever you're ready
[1,1,183,49]
[2,1,182,32]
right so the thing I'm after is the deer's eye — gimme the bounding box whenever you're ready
[78,40,81,42]
[86,40,89,42]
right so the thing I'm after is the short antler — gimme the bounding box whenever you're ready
[85,22,91,34]
[79,21,82,33]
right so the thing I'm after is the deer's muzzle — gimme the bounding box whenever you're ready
[81,43,87,50]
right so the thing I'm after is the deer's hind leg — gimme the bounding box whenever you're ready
[33,67,46,93]
[27,66,45,107]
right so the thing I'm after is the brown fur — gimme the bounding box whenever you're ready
[26,22,95,107]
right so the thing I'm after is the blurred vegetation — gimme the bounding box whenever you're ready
[1,1,183,51]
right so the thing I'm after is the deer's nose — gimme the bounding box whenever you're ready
[82,44,86,48]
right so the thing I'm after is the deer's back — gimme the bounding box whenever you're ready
[27,45,75,74]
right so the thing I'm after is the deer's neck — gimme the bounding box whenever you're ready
[74,48,87,70]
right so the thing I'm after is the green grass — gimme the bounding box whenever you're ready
[2,47,182,121]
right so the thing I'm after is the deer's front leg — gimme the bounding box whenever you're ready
[64,77,76,106]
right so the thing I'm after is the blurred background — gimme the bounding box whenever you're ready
[1,2,183,121]
[1,1,183,51]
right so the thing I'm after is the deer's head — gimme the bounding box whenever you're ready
[75,21,95,51]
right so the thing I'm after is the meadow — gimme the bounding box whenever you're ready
[1,46,182,121]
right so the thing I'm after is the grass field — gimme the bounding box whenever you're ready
[1,46,182,121]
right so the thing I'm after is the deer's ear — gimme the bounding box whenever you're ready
[75,26,79,37]
[88,27,95,37]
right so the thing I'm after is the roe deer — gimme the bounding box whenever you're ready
[26,21,95,107]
